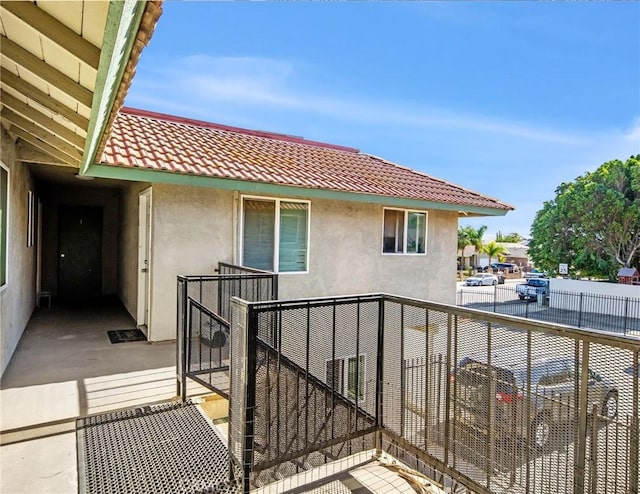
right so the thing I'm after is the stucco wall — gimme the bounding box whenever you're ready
[550,278,640,318]
[148,184,235,341]
[0,130,37,377]
[551,278,640,298]
[118,181,152,321]
[277,198,457,304]
[146,185,458,341]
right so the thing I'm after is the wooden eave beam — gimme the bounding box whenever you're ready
[15,144,71,167]
[2,107,83,162]
[1,2,100,69]
[0,68,89,129]
[0,35,93,108]
[10,125,80,166]
[1,90,85,149]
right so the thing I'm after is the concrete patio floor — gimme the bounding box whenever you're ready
[0,298,445,494]
[0,298,214,494]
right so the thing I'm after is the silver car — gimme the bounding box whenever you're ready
[464,273,499,286]
[452,350,618,450]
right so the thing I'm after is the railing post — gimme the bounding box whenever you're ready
[588,403,598,494]
[443,313,453,469]
[623,297,629,335]
[177,277,189,401]
[272,272,278,300]
[375,296,385,455]
[578,293,583,328]
[242,304,258,493]
[400,303,405,439]
[630,350,639,494]
[486,322,494,486]
[176,278,182,397]
[574,341,589,494]
[525,330,532,491]
[181,295,191,402]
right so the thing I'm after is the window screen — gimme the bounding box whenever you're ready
[243,199,275,271]
[242,198,309,272]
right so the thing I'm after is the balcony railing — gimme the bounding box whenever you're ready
[229,294,639,494]
[176,263,277,399]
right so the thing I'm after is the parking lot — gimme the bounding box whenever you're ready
[447,281,639,492]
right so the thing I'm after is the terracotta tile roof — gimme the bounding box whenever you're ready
[101,107,513,212]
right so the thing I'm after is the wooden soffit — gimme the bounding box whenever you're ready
[0,1,162,169]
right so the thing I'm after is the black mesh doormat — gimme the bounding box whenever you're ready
[77,400,241,494]
[107,329,147,344]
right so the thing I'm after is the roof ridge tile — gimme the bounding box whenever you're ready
[120,106,360,153]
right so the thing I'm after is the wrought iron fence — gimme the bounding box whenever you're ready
[458,285,640,336]
[230,294,639,494]
[176,263,277,399]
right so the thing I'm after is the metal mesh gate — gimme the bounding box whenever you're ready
[177,263,278,400]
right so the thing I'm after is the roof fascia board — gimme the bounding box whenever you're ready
[80,1,147,175]
[86,163,510,217]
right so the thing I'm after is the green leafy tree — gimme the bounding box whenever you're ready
[482,241,506,267]
[496,231,524,243]
[529,155,640,279]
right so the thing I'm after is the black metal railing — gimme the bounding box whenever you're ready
[176,263,277,399]
[458,285,640,336]
[230,294,639,494]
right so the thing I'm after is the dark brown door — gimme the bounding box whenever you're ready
[58,205,102,298]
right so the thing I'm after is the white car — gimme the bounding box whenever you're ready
[464,273,499,286]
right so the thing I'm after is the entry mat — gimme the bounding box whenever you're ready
[107,328,147,344]
[77,401,241,494]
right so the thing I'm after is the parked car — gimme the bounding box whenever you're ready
[451,350,618,450]
[464,273,499,286]
[525,269,547,279]
[491,262,519,273]
[516,278,549,300]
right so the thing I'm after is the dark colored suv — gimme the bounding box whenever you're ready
[490,262,519,273]
[452,349,618,450]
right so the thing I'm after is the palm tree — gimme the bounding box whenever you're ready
[482,241,506,270]
[457,230,472,263]
[458,225,487,269]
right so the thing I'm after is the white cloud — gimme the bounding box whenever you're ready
[623,117,640,142]
[175,56,299,107]
[129,54,590,145]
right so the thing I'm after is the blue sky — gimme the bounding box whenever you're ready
[126,2,640,240]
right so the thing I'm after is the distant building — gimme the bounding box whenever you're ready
[617,267,640,285]
[495,242,530,268]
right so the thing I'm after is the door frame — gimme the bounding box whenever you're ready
[137,188,152,332]
[57,205,103,298]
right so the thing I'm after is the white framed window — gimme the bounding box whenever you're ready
[240,196,310,273]
[326,355,365,402]
[1,163,9,287]
[382,208,427,254]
